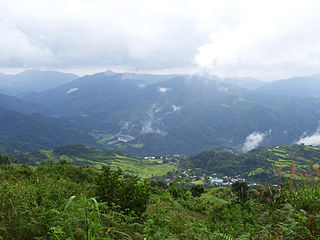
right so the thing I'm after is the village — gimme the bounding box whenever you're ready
[144,154,259,187]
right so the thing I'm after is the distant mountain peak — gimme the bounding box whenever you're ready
[104,70,116,76]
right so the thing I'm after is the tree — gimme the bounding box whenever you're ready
[0,155,10,165]
[191,185,205,197]
[95,166,151,215]
[232,181,248,203]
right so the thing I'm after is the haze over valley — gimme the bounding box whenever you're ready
[1,69,320,156]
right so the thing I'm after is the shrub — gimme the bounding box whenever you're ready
[191,185,205,197]
[95,166,151,216]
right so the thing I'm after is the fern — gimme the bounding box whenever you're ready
[212,232,250,240]
[212,232,234,240]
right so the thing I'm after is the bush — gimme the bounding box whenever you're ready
[95,166,151,216]
[191,185,205,197]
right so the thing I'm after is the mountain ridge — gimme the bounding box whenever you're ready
[0,70,78,95]
[0,71,319,155]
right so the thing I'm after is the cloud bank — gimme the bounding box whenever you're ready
[195,0,320,80]
[1,0,320,79]
[297,126,320,146]
[242,129,271,152]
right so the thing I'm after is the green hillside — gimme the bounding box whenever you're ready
[16,143,320,182]
[21,72,320,156]
[0,107,96,152]
[185,144,320,183]
[1,154,319,239]
[247,144,320,179]
[17,144,176,178]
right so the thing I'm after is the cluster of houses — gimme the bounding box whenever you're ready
[208,175,246,186]
[167,168,249,187]
[145,154,259,187]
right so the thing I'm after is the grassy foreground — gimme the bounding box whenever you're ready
[0,157,319,240]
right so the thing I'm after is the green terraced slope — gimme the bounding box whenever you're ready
[185,144,320,183]
[17,144,176,178]
[249,144,320,179]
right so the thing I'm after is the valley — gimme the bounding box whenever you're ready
[2,70,320,156]
[1,70,320,240]
[13,143,320,187]
[2,3,320,239]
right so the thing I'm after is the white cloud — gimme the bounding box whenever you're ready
[141,103,166,135]
[242,129,271,152]
[0,0,320,79]
[195,0,320,80]
[66,87,79,94]
[297,126,320,146]
[172,105,181,112]
[0,0,204,70]
[158,87,171,93]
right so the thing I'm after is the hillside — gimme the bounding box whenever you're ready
[0,108,95,152]
[22,71,177,116]
[0,93,45,114]
[254,74,320,97]
[10,71,320,155]
[1,158,319,240]
[16,142,320,184]
[185,144,320,183]
[17,144,176,178]
[20,72,310,155]
[223,77,266,89]
[0,70,78,95]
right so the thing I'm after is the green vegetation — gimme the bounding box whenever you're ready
[185,144,320,184]
[0,155,319,239]
[17,144,176,178]
[0,107,96,152]
[95,134,114,145]
[191,179,205,185]
[95,166,151,215]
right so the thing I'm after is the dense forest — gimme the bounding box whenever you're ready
[0,155,319,240]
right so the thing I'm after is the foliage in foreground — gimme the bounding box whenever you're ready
[0,159,319,240]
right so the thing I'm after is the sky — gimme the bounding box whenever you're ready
[1,0,320,80]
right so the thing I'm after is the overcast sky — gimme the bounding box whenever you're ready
[1,0,320,80]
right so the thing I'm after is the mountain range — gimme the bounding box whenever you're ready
[0,70,78,95]
[1,70,320,155]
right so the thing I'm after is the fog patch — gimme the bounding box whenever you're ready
[108,121,135,144]
[172,105,181,112]
[166,105,182,115]
[297,126,320,146]
[158,87,170,93]
[137,83,146,89]
[141,104,166,136]
[242,129,271,152]
[66,88,79,94]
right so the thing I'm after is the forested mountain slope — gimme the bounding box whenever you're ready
[16,72,320,155]
[0,107,95,152]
